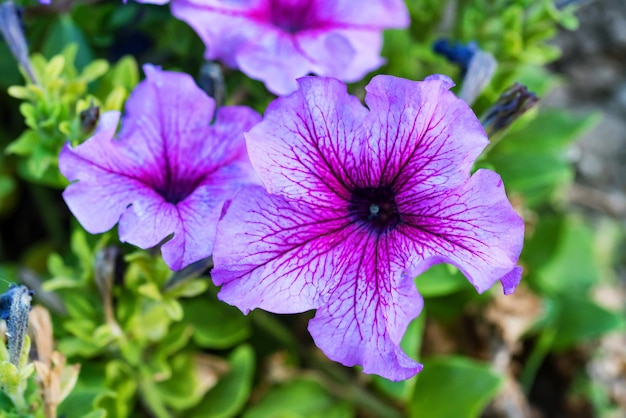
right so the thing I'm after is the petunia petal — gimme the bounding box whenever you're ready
[171,0,408,94]
[324,30,384,83]
[309,268,423,381]
[119,178,235,270]
[363,74,489,192]
[318,0,409,28]
[60,66,259,271]
[499,266,523,295]
[171,0,265,68]
[245,76,368,205]
[214,185,350,313]
[214,185,424,380]
[307,230,424,381]
[235,29,316,95]
[117,64,219,187]
[398,169,524,294]
[59,113,154,234]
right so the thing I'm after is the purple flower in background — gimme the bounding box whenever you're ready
[132,0,170,3]
[59,65,260,270]
[170,0,409,95]
[212,75,524,380]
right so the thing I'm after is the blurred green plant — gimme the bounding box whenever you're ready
[6,44,137,187]
[39,229,254,418]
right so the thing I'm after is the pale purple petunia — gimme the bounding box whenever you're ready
[169,0,409,95]
[211,75,524,381]
[131,0,170,4]
[59,65,261,270]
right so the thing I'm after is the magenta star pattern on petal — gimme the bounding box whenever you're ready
[59,65,261,270]
[211,75,524,381]
[170,0,409,95]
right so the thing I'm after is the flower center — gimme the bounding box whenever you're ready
[266,0,318,34]
[348,186,400,233]
[154,174,205,205]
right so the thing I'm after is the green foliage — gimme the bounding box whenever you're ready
[0,335,39,417]
[243,378,353,418]
[39,230,252,417]
[485,109,600,207]
[190,345,256,418]
[409,357,503,418]
[6,45,138,187]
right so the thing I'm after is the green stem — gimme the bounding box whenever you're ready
[520,326,557,394]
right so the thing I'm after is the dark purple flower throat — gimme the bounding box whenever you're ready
[266,0,318,34]
[153,172,205,204]
[348,185,400,233]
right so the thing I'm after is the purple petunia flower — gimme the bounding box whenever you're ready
[211,75,524,381]
[169,0,409,95]
[59,65,261,270]
[131,0,170,3]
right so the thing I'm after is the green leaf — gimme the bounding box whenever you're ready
[59,363,109,418]
[243,379,354,418]
[95,360,138,418]
[163,299,183,321]
[99,55,139,91]
[409,357,503,418]
[155,352,214,411]
[136,303,171,342]
[497,109,599,153]
[184,296,251,349]
[164,279,209,299]
[80,60,109,83]
[551,295,626,350]
[488,109,599,207]
[533,216,598,295]
[45,55,66,80]
[81,411,107,418]
[0,362,20,393]
[5,131,39,157]
[7,86,35,101]
[190,345,255,418]
[149,324,193,380]
[415,264,471,297]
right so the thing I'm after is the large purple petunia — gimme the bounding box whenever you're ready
[169,0,409,95]
[59,65,261,270]
[212,75,524,381]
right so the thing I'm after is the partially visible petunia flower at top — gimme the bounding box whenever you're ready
[169,0,409,95]
[129,0,170,3]
[212,75,524,381]
[59,65,261,270]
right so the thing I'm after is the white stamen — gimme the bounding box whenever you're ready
[369,204,380,216]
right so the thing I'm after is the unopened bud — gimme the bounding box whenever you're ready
[198,61,226,110]
[481,83,539,138]
[433,39,496,105]
[80,101,101,134]
[0,1,38,84]
[0,285,33,366]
